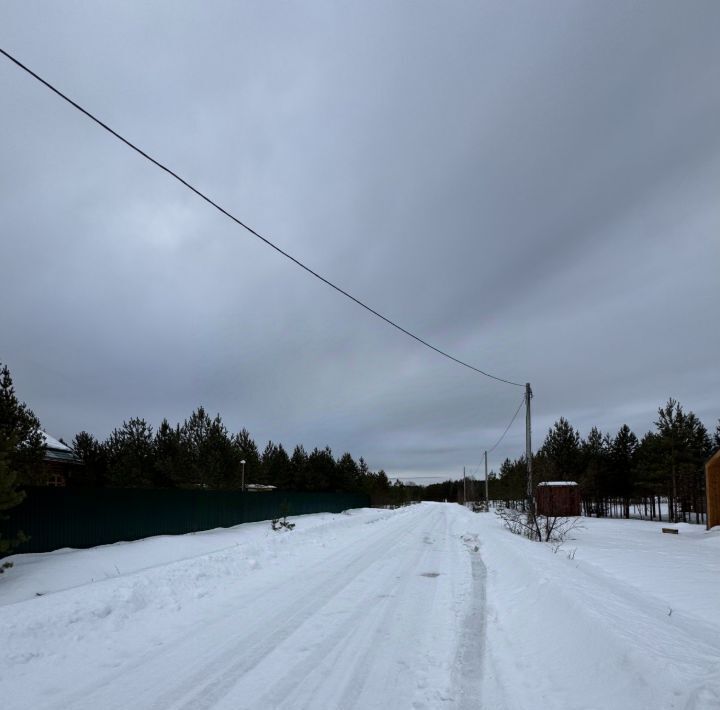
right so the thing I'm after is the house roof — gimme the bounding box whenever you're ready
[538,481,578,487]
[41,431,72,452]
[41,431,81,465]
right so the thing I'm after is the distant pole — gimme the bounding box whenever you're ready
[484,450,489,506]
[241,459,246,492]
[463,466,467,505]
[525,383,534,516]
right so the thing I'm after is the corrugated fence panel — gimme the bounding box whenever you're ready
[0,488,370,555]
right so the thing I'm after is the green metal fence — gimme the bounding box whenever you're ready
[0,487,370,555]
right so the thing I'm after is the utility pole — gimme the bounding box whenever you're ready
[463,466,467,505]
[484,450,489,507]
[525,382,534,517]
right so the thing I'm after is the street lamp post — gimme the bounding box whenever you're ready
[241,459,246,492]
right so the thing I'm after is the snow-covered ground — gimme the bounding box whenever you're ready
[1,503,718,709]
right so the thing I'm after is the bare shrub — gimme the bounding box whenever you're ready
[495,504,582,544]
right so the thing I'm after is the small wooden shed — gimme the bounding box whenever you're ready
[536,481,581,517]
[706,449,720,530]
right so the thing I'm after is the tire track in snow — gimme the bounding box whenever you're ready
[38,507,419,710]
[454,533,487,710]
[253,510,442,709]
[295,505,460,710]
[149,507,437,710]
[288,508,451,710]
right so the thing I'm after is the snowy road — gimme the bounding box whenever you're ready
[3,503,720,709]
[3,504,483,710]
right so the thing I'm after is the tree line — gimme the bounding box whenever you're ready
[3,356,718,537]
[488,399,719,523]
[0,362,397,507]
[68,407,395,501]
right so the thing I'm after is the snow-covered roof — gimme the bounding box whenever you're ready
[538,481,578,487]
[40,431,82,465]
[41,431,72,452]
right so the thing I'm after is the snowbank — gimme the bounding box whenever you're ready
[0,507,386,607]
[466,509,720,709]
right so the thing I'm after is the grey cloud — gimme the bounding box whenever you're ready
[1,1,718,480]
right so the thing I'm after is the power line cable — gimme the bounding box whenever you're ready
[0,47,525,388]
[396,395,525,481]
[486,395,526,455]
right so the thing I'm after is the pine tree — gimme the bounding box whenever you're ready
[307,446,336,491]
[290,445,309,490]
[633,432,665,519]
[675,411,710,523]
[200,414,237,489]
[72,431,108,486]
[0,363,43,560]
[610,424,639,518]
[105,418,155,487]
[178,408,237,489]
[180,407,211,487]
[541,418,581,481]
[366,468,391,505]
[153,420,184,487]
[580,427,610,516]
[655,399,685,522]
[233,428,261,488]
[273,443,293,489]
[262,441,291,488]
[653,399,711,522]
[260,441,278,486]
[0,445,27,563]
[495,457,527,501]
[336,452,359,492]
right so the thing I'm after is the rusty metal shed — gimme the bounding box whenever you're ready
[536,481,581,517]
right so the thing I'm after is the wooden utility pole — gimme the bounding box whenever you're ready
[525,383,534,517]
[484,450,489,505]
[463,466,467,505]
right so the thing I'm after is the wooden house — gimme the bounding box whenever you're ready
[40,432,82,486]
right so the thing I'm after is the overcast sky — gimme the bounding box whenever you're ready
[1,2,718,481]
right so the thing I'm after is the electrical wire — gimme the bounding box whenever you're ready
[0,47,525,388]
[395,394,526,482]
[486,395,526,454]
